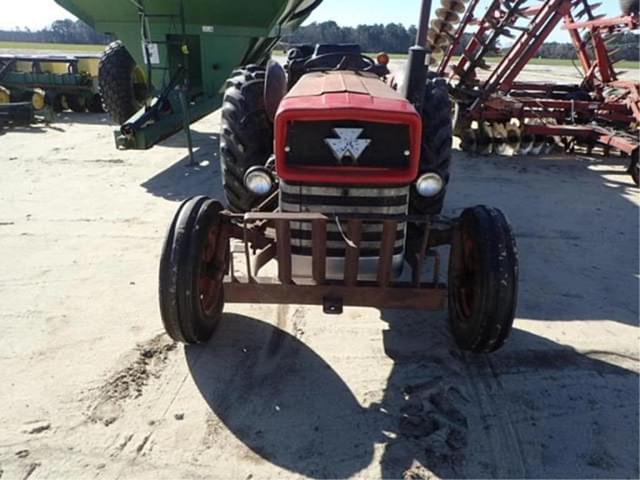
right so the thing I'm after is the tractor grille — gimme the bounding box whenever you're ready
[286,120,411,169]
[280,181,409,258]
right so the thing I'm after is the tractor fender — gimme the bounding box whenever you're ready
[264,60,287,121]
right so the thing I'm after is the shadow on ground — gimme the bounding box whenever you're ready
[447,151,639,326]
[187,312,639,479]
[141,133,222,201]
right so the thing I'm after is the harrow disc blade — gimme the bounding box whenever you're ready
[505,124,522,156]
[478,123,494,156]
[492,123,509,156]
[428,29,453,44]
[441,0,467,14]
[519,132,535,155]
[429,36,452,49]
[604,34,623,46]
[431,19,456,33]
[436,8,461,24]
[543,137,559,155]
[460,128,478,154]
[531,135,547,156]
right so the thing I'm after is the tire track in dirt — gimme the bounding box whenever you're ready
[395,371,473,478]
[461,354,528,478]
[87,334,177,426]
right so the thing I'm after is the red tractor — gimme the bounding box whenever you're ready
[158,0,520,354]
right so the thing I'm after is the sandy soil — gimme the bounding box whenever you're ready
[0,106,637,480]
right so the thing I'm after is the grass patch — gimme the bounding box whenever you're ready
[0,41,105,53]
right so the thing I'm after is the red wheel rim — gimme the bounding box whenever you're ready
[456,227,477,321]
[198,224,222,316]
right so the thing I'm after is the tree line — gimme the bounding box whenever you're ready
[285,21,639,61]
[1,19,637,62]
[0,20,111,44]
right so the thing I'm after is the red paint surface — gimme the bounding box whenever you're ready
[275,86,422,185]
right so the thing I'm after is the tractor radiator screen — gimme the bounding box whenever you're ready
[285,120,411,169]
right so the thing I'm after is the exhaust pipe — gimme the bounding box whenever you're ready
[402,0,434,111]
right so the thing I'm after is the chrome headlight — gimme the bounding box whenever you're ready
[415,173,444,198]
[244,167,273,196]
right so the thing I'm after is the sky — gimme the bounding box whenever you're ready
[0,0,626,43]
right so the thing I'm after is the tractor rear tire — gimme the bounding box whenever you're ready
[411,77,452,216]
[99,41,148,125]
[220,66,273,213]
[448,206,519,353]
[620,0,640,15]
[159,196,228,344]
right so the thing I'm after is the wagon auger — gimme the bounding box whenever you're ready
[438,0,640,184]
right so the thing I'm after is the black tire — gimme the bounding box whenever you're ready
[66,94,86,113]
[220,66,273,213]
[159,196,228,344]
[47,93,65,113]
[87,94,104,113]
[621,0,640,15]
[448,206,519,353]
[99,41,148,125]
[410,77,453,216]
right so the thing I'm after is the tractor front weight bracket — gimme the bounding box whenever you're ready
[220,211,453,312]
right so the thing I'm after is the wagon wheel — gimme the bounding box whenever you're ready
[448,206,519,353]
[159,196,229,344]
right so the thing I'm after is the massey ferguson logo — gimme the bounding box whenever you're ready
[324,128,371,164]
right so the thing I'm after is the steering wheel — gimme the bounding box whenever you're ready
[303,53,377,72]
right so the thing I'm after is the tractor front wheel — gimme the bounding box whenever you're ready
[448,206,519,353]
[159,196,228,344]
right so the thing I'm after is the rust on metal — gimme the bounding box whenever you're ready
[344,219,362,286]
[275,220,292,285]
[221,210,453,311]
[254,243,277,277]
[225,280,447,310]
[411,222,431,287]
[377,220,397,287]
[311,218,327,284]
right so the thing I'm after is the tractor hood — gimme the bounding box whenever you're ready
[275,71,422,185]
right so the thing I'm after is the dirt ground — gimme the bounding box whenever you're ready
[0,69,639,478]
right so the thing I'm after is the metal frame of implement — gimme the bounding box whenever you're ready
[430,0,639,164]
